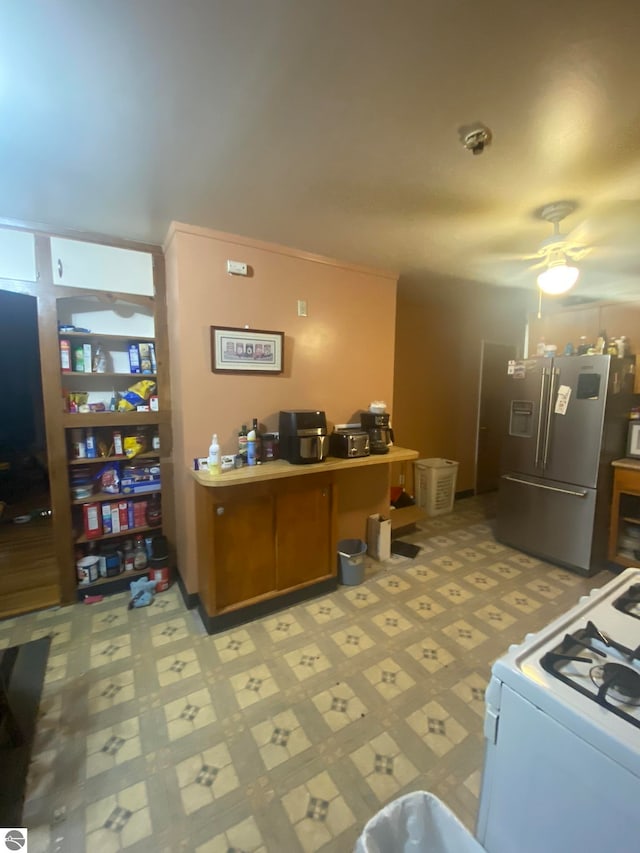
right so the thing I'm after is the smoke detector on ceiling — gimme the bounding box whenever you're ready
[460,124,492,155]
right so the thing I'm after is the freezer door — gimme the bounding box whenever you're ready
[542,355,609,488]
[500,359,548,477]
[496,472,596,572]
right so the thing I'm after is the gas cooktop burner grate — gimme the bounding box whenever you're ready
[541,621,640,729]
[614,582,640,621]
[590,663,640,706]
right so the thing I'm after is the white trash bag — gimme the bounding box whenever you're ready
[354,791,486,853]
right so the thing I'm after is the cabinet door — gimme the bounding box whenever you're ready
[213,491,276,609]
[276,478,333,590]
[0,228,37,281]
[51,237,154,296]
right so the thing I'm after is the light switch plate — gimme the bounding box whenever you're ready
[297,299,308,317]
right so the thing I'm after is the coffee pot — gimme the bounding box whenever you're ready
[360,410,393,454]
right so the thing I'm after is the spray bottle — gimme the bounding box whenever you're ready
[208,434,220,474]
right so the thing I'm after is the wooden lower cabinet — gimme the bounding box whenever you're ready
[213,485,276,610]
[276,475,334,590]
[196,471,337,630]
[608,463,640,567]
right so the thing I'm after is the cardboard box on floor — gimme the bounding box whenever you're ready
[390,505,428,536]
[367,513,391,561]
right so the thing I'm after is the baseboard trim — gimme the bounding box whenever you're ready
[175,567,199,610]
[197,576,338,635]
[455,489,475,500]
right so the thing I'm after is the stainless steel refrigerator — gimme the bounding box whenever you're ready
[496,354,634,575]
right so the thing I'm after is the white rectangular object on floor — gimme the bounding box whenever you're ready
[367,513,391,561]
[414,458,458,516]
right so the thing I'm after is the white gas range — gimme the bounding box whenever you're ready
[476,568,640,853]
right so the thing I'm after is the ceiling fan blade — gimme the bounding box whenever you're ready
[565,199,640,249]
[528,258,549,272]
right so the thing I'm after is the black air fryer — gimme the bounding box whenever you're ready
[278,410,328,464]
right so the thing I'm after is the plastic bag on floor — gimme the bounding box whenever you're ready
[354,791,486,853]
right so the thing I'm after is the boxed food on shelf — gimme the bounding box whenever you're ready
[121,478,161,495]
[83,503,102,539]
[138,342,157,374]
[120,460,161,494]
[101,503,113,534]
[128,342,157,374]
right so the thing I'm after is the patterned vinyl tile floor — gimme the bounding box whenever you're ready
[5,494,614,852]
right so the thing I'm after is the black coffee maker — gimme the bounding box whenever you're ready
[360,411,394,454]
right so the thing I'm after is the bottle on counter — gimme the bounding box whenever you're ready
[247,429,257,466]
[251,418,262,462]
[616,336,627,358]
[261,433,279,462]
[238,424,248,465]
[208,433,220,474]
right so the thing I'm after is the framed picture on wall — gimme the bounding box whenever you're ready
[211,326,284,374]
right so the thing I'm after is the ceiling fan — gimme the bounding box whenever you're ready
[528,201,590,295]
[474,197,640,306]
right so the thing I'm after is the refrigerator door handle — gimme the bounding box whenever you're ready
[502,474,588,498]
[542,366,560,469]
[535,368,548,468]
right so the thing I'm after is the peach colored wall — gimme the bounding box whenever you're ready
[164,223,398,593]
[393,274,528,493]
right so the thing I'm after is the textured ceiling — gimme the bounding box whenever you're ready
[2,0,640,300]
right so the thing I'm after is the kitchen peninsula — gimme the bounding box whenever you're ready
[192,446,418,633]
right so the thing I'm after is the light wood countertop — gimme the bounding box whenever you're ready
[612,457,640,471]
[192,445,419,488]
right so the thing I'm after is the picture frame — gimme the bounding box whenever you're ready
[211,326,284,375]
[627,421,640,459]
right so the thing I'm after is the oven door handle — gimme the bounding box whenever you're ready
[502,474,588,498]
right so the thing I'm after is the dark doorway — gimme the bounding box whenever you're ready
[0,291,48,515]
[0,290,57,617]
[475,341,516,494]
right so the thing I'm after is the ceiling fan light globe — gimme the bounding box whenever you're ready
[537,264,579,295]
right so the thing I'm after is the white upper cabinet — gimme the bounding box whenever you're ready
[0,228,37,281]
[50,237,154,296]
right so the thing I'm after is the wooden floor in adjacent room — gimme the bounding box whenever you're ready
[0,495,60,619]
